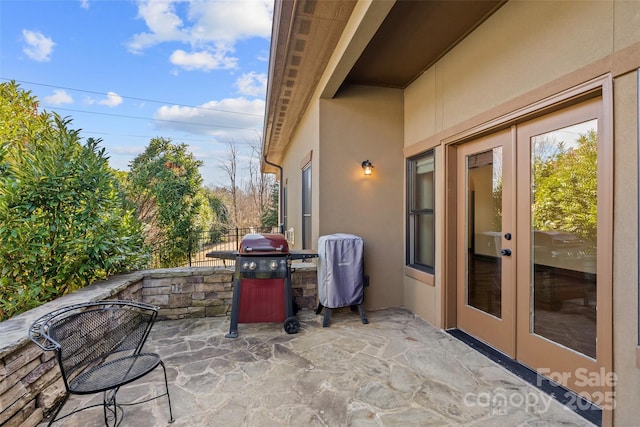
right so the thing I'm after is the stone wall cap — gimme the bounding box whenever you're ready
[0,271,146,358]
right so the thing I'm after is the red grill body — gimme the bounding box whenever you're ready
[206,233,316,338]
[238,278,285,323]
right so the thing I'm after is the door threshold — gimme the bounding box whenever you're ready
[446,328,602,426]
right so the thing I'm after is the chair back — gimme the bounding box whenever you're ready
[30,301,158,390]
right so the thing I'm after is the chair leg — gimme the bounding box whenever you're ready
[103,389,119,427]
[47,393,69,426]
[160,361,175,423]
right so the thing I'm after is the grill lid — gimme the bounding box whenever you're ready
[240,233,289,254]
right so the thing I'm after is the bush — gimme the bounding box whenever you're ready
[0,86,149,320]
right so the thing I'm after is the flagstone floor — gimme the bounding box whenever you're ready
[39,307,594,426]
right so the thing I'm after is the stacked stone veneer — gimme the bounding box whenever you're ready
[0,264,317,426]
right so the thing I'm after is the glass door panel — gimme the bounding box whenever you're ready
[530,120,598,358]
[515,96,609,400]
[466,148,503,318]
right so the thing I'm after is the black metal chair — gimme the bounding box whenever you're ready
[29,300,174,426]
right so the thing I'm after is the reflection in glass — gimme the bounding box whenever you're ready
[531,120,597,359]
[466,148,502,318]
[415,156,435,267]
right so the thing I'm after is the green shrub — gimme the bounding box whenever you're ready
[0,82,149,320]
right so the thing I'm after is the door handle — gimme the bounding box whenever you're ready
[500,249,512,256]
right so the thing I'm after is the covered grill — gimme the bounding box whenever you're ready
[315,234,369,327]
[207,233,317,338]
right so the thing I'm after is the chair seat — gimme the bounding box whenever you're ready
[70,353,162,394]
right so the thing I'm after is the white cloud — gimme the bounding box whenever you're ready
[126,1,188,53]
[22,29,55,62]
[98,92,123,107]
[84,92,124,107]
[126,0,273,71]
[187,0,273,44]
[235,72,267,97]
[153,97,264,141]
[44,90,73,105]
[170,48,237,71]
[80,0,90,10]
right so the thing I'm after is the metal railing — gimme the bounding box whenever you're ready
[150,226,282,268]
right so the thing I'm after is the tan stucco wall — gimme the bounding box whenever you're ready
[440,0,614,130]
[279,84,404,310]
[281,99,321,251]
[615,1,640,51]
[319,85,405,310]
[612,71,639,427]
[405,0,627,145]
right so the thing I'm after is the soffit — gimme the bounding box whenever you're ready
[263,0,505,170]
[263,0,357,171]
[344,0,506,89]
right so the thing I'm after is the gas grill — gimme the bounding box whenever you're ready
[206,233,317,338]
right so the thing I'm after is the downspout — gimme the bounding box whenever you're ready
[264,154,284,234]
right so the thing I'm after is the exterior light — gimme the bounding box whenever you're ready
[361,160,373,176]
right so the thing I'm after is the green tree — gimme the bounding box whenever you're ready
[260,183,279,229]
[0,84,148,319]
[532,130,598,244]
[0,81,51,173]
[128,137,204,267]
[202,186,231,243]
[206,188,230,226]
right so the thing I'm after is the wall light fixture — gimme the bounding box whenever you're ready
[361,160,373,176]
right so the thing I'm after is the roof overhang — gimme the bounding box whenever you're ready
[262,0,505,173]
[262,0,357,173]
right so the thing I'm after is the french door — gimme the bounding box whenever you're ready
[457,128,516,357]
[456,97,612,401]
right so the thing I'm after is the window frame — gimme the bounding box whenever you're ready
[406,149,436,274]
[301,163,312,249]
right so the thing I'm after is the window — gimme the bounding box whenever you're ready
[407,150,435,273]
[302,164,312,249]
[282,185,287,231]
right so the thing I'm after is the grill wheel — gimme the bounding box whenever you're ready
[284,317,300,334]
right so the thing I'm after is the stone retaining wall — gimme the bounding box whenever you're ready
[0,264,317,426]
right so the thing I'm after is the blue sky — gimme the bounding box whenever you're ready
[0,0,273,187]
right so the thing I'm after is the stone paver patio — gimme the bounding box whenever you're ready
[39,308,594,426]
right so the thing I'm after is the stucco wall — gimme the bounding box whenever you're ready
[439,0,613,130]
[319,84,405,310]
[404,0,633,145]
[281,99,321,251]
[612,71,639,427]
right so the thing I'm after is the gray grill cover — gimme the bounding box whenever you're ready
[317,234,364,308]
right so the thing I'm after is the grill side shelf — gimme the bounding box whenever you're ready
[289,250,318,260]
[205,250,239,260]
